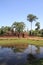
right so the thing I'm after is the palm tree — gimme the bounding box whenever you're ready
[27,14,38,35]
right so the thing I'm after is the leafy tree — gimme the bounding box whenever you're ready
[35,22,40,30]
[0,26,5,35]
[4,26,11,33]
[12,22,25,33]
[0,29,4,35]
[27,14,38,35]
[0,26,11,35]
[40,29,43,37]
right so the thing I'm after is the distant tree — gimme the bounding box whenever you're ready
[0,26,11,35]
[35,22,40,30]
[40,29,43,37]
[11,22,25,37]
[4,26,11,33]
[0,29,4,35]
[27,14,38,35]
[0,26,5,35]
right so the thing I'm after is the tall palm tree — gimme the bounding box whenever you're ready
[27,14,38,35]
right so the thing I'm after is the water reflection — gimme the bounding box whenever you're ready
[24,45,38,54]
[12,48,25,52]
[0,45,43,65]
[27,53,37,64]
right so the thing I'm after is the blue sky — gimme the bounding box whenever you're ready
[0,0,43,30]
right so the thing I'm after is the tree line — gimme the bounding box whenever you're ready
[0,14,43,37]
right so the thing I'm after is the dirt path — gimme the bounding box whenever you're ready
[28,36,43,40]
[0,36,43,40]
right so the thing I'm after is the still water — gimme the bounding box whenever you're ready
[0,45,43,65]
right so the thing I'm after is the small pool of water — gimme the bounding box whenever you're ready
[0,45,43,65]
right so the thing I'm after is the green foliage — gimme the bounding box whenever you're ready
[40,29,43,37]
[35,22,40,30]
[28,29,32,36]
[0,26,4,35]
[27,14,38,35]
[29,30,43,37]
[0,26,11,35]
[3,26,11,33]
[27,14,38,22]
[12,22,25,33]
[0,29,4,35]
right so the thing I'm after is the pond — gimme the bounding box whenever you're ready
[0,45,43,65]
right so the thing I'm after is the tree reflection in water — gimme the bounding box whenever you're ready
[27,53,37,64]
[11,47,26,53]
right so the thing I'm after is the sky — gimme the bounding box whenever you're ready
[0,0,43,30]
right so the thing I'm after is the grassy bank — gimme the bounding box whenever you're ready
[0,37,43,47]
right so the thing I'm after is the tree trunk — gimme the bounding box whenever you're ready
[31,22,32,35]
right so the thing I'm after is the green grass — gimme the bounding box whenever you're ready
[0,38,43,46]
